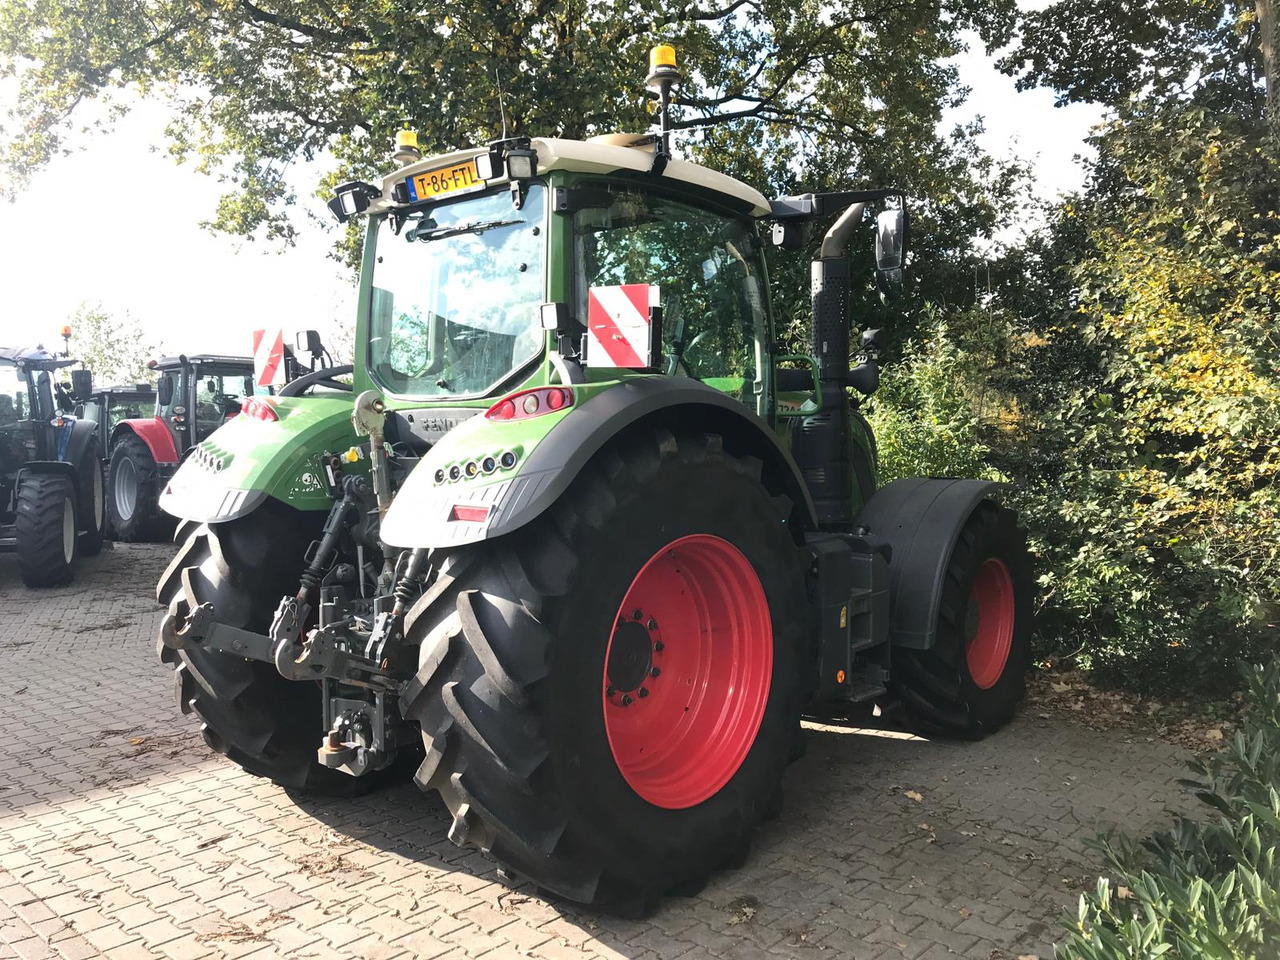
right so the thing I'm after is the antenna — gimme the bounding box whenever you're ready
[493,67,510,140]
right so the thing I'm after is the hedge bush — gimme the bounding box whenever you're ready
[1056,659,1280,959]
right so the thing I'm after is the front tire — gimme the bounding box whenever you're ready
[16,474,78,587]
[400,429,808,911]
[108,433,170,542]
[893,500,1033,737]
[155,505,387,795]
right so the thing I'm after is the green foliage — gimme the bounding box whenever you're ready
[1056,660,1280,959]
[0,0,1016,267]
[864,306,1005,485]
[998,99,1280,689]
[66,302,158,386]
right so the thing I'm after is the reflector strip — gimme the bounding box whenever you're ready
[587,284,658,368]
[449,504,491,523]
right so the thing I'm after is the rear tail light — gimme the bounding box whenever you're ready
[449,504,491,523]
[242,398,278,422]
[485,387,574,421]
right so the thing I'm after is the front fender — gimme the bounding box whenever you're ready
[113,418,179,464]
[381,377,816,549]
[159,395,360,523]
[855,477,1000,650]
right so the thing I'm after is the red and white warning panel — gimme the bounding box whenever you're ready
[252,328,286,389]
[586,284,659,369]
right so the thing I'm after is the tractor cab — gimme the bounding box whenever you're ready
[151,355,255,450]
[82,383,156,455]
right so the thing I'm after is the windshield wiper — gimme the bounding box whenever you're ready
[410,218,524,243]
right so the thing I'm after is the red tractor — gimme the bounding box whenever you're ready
[107,354,255,540]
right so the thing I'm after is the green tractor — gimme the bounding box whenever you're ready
[1,347,106,586]
[155,48,1032,911]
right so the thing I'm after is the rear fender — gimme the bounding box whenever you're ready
[112,419,179,464]
[63,419,100,467]
[855,477,999,650]
[16,461,77,488]
[381,377,816,549]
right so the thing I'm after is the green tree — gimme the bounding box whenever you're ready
[67,303,159,385]
[0,0,1019,288]
[974,0,1280,687]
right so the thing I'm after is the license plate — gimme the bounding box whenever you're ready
[405,160,484,202]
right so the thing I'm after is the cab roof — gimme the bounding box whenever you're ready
[153,355,253,370]
[375,136,772,218]
[0,347,78,370]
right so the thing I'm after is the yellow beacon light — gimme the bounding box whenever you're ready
[649,44,676,74]
[393,126,420,166]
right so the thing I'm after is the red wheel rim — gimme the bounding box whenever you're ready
[602,534,772,809]
[965,557,1015,690]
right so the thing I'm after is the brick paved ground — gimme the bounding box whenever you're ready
[0,544,1197,960]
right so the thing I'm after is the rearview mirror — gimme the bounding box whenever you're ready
[157,376,174,408]
[874,207,908,303]
[70,368,92,401]
[875,207,907,272]
[296,330,324,356]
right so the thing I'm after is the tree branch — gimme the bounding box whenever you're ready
[237,1,368,45]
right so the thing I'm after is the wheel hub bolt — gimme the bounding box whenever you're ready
[638,687,649,698]
[650,667,661,678]
[631,609,643,621]
[646,618,658,631]
[606,685,615,697]
[654,641,664,652]
[621,694,633,706]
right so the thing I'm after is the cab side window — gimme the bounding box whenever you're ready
[575,190,768,401]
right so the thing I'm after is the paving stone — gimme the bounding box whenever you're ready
[0,543,1199,960]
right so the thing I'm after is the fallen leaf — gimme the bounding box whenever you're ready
[1117,886,1131,899]
[1205,729,1223,741]
[128,737,147,746]
[960,830,977,837]
[1017,955,1039,960]
[1051,681,1071,692]
[905,790,924,802]
[959,907,971,919]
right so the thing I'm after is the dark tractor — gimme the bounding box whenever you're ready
[0,348,106,586]
[106,355,254,541]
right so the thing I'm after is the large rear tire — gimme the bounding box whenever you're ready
[108,433,170,542]
[16,474,78,588]
[893,500,1033,737]
[155,504,391,796]
[400,429,808,912]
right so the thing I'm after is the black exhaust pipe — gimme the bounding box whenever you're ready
[793,203,866,529]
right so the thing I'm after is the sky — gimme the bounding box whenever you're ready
[0,33,1106,362]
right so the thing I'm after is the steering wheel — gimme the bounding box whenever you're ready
[278,365,356,397]
[666,329,714,377]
